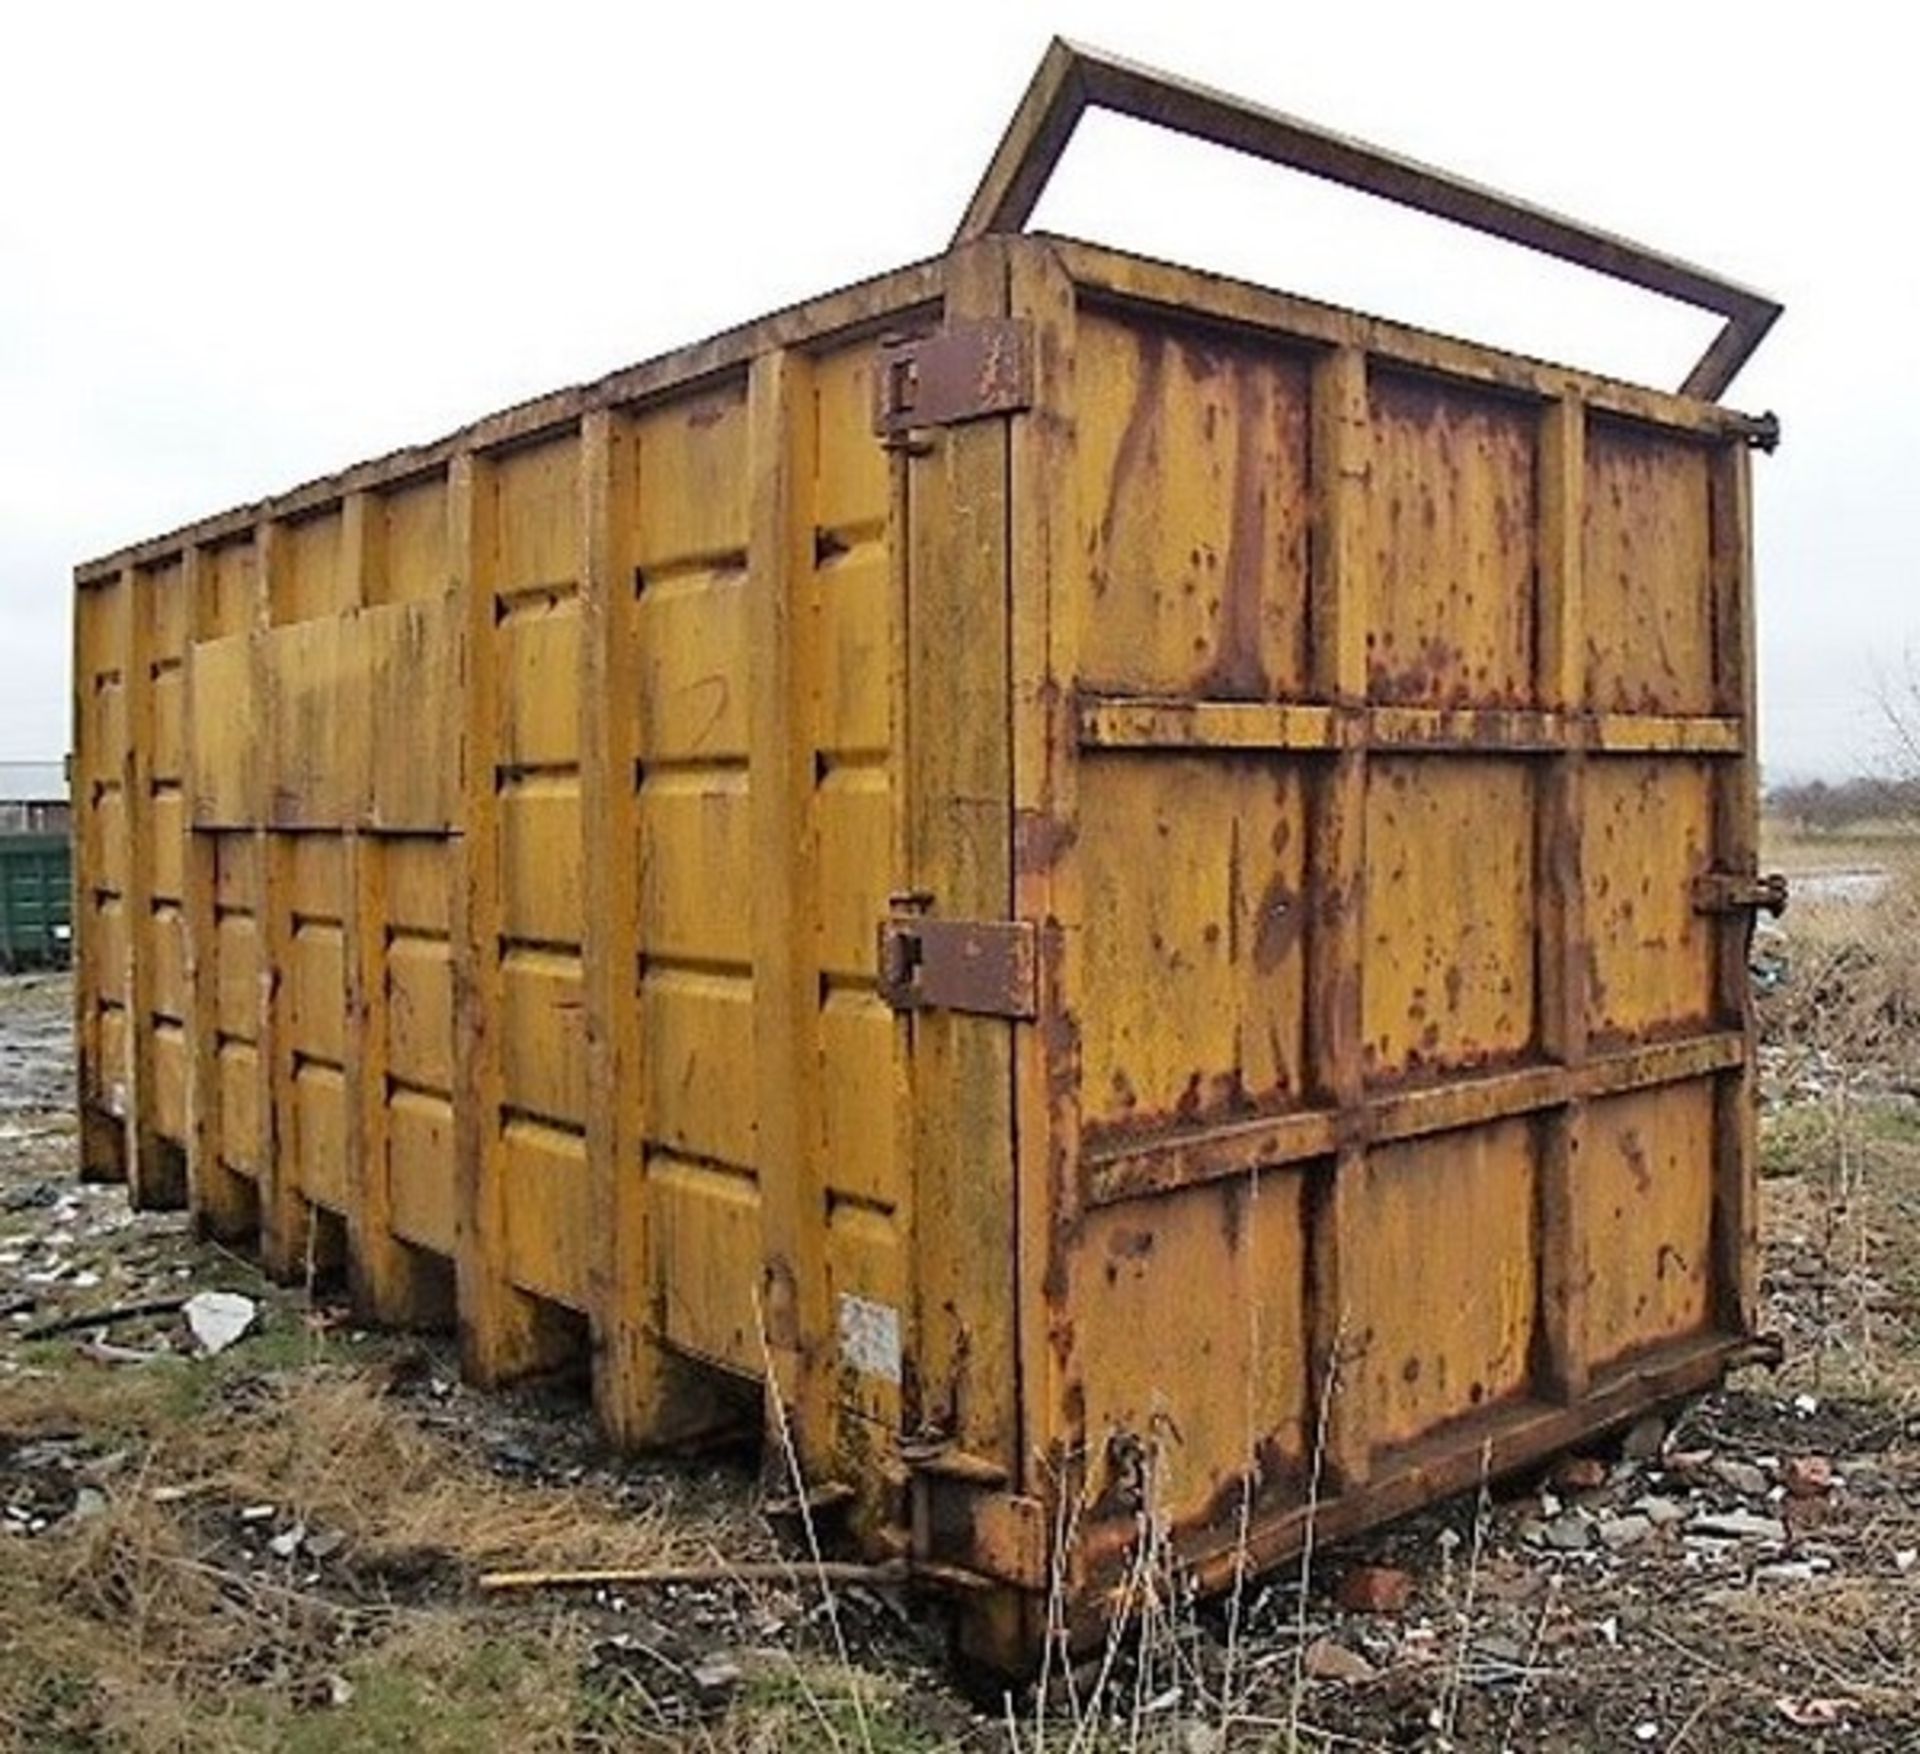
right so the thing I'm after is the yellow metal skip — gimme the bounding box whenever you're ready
[70,42,1780,1677]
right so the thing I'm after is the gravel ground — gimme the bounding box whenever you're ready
[3,970,1917,1751]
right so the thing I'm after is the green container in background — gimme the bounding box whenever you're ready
[0,833,72,970]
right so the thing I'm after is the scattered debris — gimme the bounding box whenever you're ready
[1712,1458,1771,1498]
[0,1180,59,1213]
[303,1527,347,1561]
[1689,1510,1789,1543]
[1621,1414,1668,1460]
[1302,1637,1375,1683]
[1782,1454,1835,1497]
[4,954,1919,1747]
[149,1480,218,1505]
[478,1559,911,1594]
[1332,1564,1412,1614]
[689,1652,744,1701]
[1552,1454,1609,1491]
[22,1292,189,1340]
[183,1288,257,1355]
[67,1486,106,1524]
[1776,1696,1847,1728]
[1540,1513,1594,1552]
[77,1336,165,1366]
[1598,1513,1654,1550]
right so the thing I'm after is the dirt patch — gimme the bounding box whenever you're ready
[4,970,1919,1750]
[0,974,71,1117]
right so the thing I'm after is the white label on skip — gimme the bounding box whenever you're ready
[838,1293,902,1384]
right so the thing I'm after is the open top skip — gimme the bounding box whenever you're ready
[70,40,1783,1673]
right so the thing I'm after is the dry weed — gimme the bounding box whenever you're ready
[1760,859,1920,1091]
[189,1370,697,1572]
[0,1357,783,1752]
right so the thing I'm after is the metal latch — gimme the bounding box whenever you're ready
[872,319,1033,438]
[877,917,1038,1019]
[1692,871,1788,917]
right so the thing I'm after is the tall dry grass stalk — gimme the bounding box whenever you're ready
[1219,1167,1265,1728]
[1284,1310,1345,1750]
[751,1289,874,1754]
[1435,1441,1494,1745]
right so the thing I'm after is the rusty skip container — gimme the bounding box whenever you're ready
[71,42,1783,1673]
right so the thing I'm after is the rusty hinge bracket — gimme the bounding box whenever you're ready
[878,916,1038,1019]
[904,1440,1049,1592]
[762,1478,857,1523]
[899,1437,1010,1487]
[873,318,1033,438]
[1692,871,1788,917]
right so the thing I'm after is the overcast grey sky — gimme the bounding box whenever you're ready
[3,1,1910,779]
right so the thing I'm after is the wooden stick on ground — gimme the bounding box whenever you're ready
[23,1293,189,1339]
[478,1559,910,1594]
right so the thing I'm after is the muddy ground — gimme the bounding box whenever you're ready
[2,968,1917,1751]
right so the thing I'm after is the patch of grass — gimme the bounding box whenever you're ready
[1760,1093,1920,1177]
[725,1664,941,1754]
[0,1650,102,1753]
[1862,1098,1920,1144]
[0,1351,801,1752]
[1760,1104,1920,1406]
[1760,1102,1838,1177]
[218,1311,335,1373]
[3,1310,335,1438]
[268,1626,575,1754]
[1760,816,1920,871]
